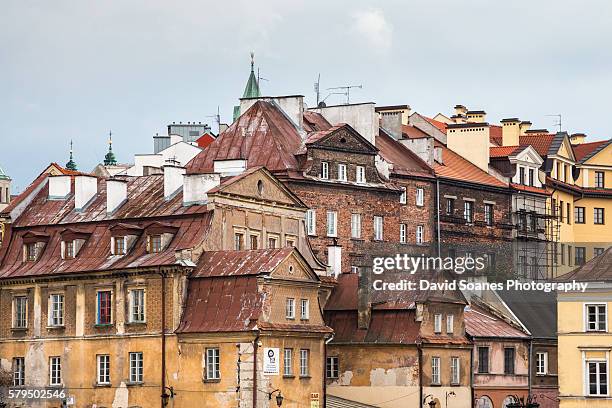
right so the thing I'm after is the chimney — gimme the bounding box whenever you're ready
[213,159,247,177]
[519,121,532,136]
[106,178,128,213]
[570,133,587,144]
[399,137,435,166]
[357,267,372,329]
[446,123,490,172]
[75,175,98,211]
[454,104,468,116]
[380,111,403,140]
[501,118,521,146]
[433,146,443,164]
[219,123,229,133]
[163,164,185,200]
[183,173,221,205]
[327,241,342,277]
[310,102,378,144]
[466,110,486,123]
[240,95,305,130]
[48,175,71,199]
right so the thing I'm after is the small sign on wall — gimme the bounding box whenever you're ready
[311,393,320,408]
[263,348,280,375]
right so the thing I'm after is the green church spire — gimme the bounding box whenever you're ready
[104,130,117,166]
[66,140,77,171]
[242,51,261,99]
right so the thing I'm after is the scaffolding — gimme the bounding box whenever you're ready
[513,193,560,280]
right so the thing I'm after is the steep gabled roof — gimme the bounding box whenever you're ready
[464,304,529,339]
[557,247,612,282]
[496,289,557,339]
[489,145,527,158]
[433,142,508,188]
[376,129,435,178]
[303,111,332,132]
[573,139,611,163]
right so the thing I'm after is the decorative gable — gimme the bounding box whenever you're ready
[270,250,318,281]
[306,125,378,155]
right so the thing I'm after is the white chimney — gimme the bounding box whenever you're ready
[309,102,378,145]
[240,95,305,130]
[328,245,342,277]
[163,164,185,200]
[106,179,128,213]
[75,175,98,211]
[183,173,221,206]
[213,159,247,177]
[48,175,71,199]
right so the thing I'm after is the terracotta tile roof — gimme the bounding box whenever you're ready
[191,248,294,278]
[464,305,529,338]
[509,183,551,195]
[518,134,557,156]
[556,247,612,282]
[325,309,420,344]
[303,111,332,132]
[490,145,525,158]
[424,117,448,133]
[402,124,430,139]
[433,142,508,188]
[186,101,303,175]
[376,130,435,178]
[489,125,502,145]
[573,139,611,163]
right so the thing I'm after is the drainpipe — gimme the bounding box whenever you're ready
[528,339,533,396]
[470,343,475,408]
[253,332,260,408]
[418,343,423,407]
[160,267,166,408]
[324,334,334,408]
[436,178,441,257]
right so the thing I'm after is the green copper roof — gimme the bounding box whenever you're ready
[242,52,261,99]
[66,140,77,171]
[0,166,10,180]
[104,131,117,166]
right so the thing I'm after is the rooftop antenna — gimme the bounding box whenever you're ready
[205,106,221,134]
[546,114,562,132]
[327,84,363,105]
[257,68,269,91]
[314,74,321,106]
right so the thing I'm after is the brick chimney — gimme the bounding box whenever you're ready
[75,175,98,211]
[357,267,372,329]
[501,118,521,146]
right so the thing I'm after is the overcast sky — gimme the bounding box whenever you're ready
[2,0,611,191]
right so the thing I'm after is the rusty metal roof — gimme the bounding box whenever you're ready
[191,248,294,278]
[325,309,419,344]
[464,305,529,339]
[303,111,332,132]
[376,129,435,178]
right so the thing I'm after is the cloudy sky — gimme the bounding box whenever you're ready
[2,0,611,191]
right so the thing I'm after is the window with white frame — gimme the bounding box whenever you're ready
[446,315,454,334]
[416,188,424,206]
[586,360,608,396]
[13,296,27,329]
[286,298,295,319]
[129,352,143,383]
[374,216,383,241]
[97,354,110,385]
[586,304,607,331]
[536,352,548,375]
[300,299,309,320]
[306,210,316,236]
[48,294,64,327]
[206,348,220,380]
[64,240,75,259]
[337,164,347,181]
[12,357,24,386]
[234,232,244,250]
[129,289,145,323]
[327,211,337,237]
[399,224,407,244]
[326,356,339,379]
[400,187,407,204]
[431,357,441,385]
[434,313,442,333]
[351,213,361,239]
[284,348,293,376]
[416,225,424,244]
[300,349,309,377]
[268,235,278,249]
[464,201,474,223]
[49,356,61,386]
[320,162,329,179]
[451,356,460,385]
[356,166,366,183]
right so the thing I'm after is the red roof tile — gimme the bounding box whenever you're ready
[464,305,530,339]
[573,140,610,162]
[376,130,434,178]
[490,145,524,158]
[303,111,332,132]
[402,124,430,139]
[510,183,551,195]
[433,143,508,188]
[518,134,556,156]
[424,117,448,133]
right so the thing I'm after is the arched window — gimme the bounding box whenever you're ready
[502,396,517,408]
[476,395,494,408]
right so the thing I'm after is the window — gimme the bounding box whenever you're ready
[149,235,162,253]
[300,299,309,320]
[286,298,295,319]
[326,356,339,379]
[478,347,489,373]
[356,166,366,184]
[564,165,569,183]
[114,236,126,255]
[327,211,337,237]
[96,291,112,325]
[286,236,296,247]
[374,216,383,241]
[399,224,407,244]
[250,234,259,250]
[337,164,347,181]
[129,352,143,383]
[49,356,61,386]
[594,208,605,225]
[48,294,64,327]
[519,167,525,185]
[446,198,455,215]
[560,200,564,222]
[434,313,442,333]
[306,210,316,236]
[575,247,586,265]
[464,201,473,223]
[595,171,605,188]
[234,233,244,250]
[206,348,220,380]
[300,349,309,377]
[268,236,278,249]
[431,357,440,385]
[283,348,293,376]
[595,248,605,257]
[504,348,515,374]
[26,243,38,261]
[536,352,548,375]
[556,162,561,180]
[416,225,424,244]
[568,245,573,266]
[400,187,407,204]
[587,360,608,396]
[567,203,571,224]
[575,207,585,223]
[484,204,494,226]
[586,304,607,331]
[97,355,110,385]
[451,357,460,385]
[13,296,27,329]
[129,289,145,323]
[320,162,329,179]
[446,315,454,334]
[351,213,361,239]
[416,188,424,206]
[13,357,25,386]
[65,240,75,259]
[528,168,535,186]
[561,244,565,265]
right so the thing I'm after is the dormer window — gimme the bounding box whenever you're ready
[144,222,178,254]
[22,232,49,263]
[109,223,143,256]
[114,237,126,255]
[65,241,75,259]
[60,228,90,260]
[26,243,38,261]
[149,235,162,253]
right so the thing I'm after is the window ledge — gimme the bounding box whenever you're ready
[126,381,144,387]
[11,327,28,331]
[46,325,65,329]
[450,383,461,387]
[126,321,147,326]
[95,383,111,388]
[94,324,114,328]
[430,383,442,387]
[283,375,295,379]
[299,376,311,380]
[203,378,221,383]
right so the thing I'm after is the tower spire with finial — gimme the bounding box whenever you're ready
[104,130,117,166]
[66,140,77,171]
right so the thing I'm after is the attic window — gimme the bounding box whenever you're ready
[60,229,90,260]
[257,180,264,196]
[22,232,49,262]
[114,237,126,255]
[340,137,347,143]
[148,235,162,253]
[65,241,75,259]
[26,243,38,262]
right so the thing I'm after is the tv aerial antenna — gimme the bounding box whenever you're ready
[326,84,362,105]
[546,114,562,132]
[205,106,221,134]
